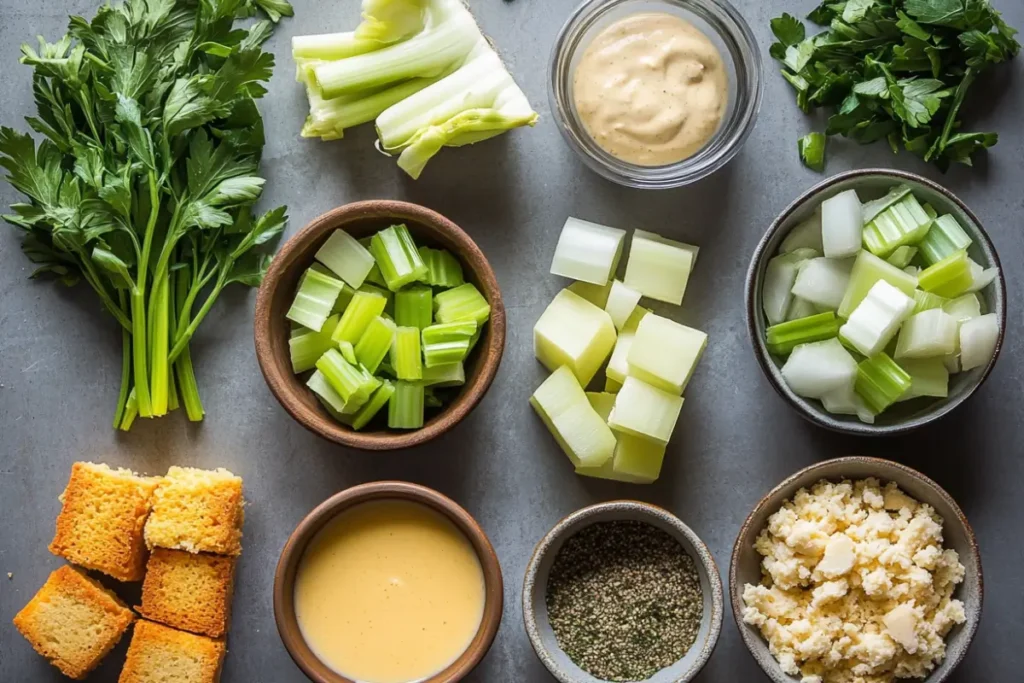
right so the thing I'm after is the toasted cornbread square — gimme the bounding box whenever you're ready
[49,462,159,581]
[119,620,225,683]
[138,549,236,638]
[13,565,135,679]
[144,467,244,556]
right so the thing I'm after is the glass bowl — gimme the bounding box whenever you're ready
[549,0,762,189]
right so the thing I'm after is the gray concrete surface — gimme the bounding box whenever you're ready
[1,1,1022,681]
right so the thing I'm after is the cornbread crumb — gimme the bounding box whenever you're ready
[145,467,244,556]
[119,620,226,683]
[13,565,135,679]
[49,462,159,582]
[138,549,237,638]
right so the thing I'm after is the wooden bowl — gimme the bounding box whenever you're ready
[273,481,504,683]
[254,200,505,450]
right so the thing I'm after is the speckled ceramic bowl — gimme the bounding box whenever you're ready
[730,456,983,683]
[523,501,723,683]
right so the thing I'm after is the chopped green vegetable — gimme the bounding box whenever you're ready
[766,312,842,356]
[840,280,915,357]
[422,321,475,367]
[550,217,626,285]
[862,186,913,223]
[390,326,423,380]
[434,283,491,325]
[862,194,933,257]
[338,341,358,365]
[370,224,429,291]
[855,353,911,414]
[798,132,826,171]
[287,268,345,333]
[607,377,684,446]
[308,369,361,415]
[418,247,464,288]
[627,314,708,395]
[604,280,642,331]
[316,229,375,288]
[395,285,433,329]
[530,366,616,468]
[388,381,425,429]
[534,288,616,387]
[897,358,949,401]
[333,290,388,345]
[623,229,698,305]
[918,250,973,298]
[346,380,396,430]
[913,289,949,314]
[895,309,958,359]
[421,362,465,387]
[839,250,918,319]
[918,215,973,266]
[566,280,612,309]
[316,348,379,405]
[354,316,396,374]
[781,338,859,399]
[943,293,982,322]
[290,315,341,373]
[886,246,918,269]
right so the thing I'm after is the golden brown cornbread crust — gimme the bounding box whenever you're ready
[144,467,245,556]
[12,565,135,679]
[138,549,237,638]
[119,619,226,683]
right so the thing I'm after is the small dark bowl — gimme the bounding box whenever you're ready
[745,169,1006,436]
[273,481,504,683]
[730,456,982,683]
[255,200,505,450]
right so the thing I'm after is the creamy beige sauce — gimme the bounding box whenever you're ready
[294,500,486,683]
[573,13,729,166]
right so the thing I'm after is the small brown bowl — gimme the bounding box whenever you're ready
[274,481,504,683]
[255,200,506,450]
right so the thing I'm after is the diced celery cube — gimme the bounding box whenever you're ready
[307,370,360,415]
[624,229,699,305]
[390,326,423,380]
[370,224,428,291]
[354,315,396,373]
[433,283,491,325]
[567,280,612,309]
[418,246,464,288]
[388,381,424,429]
[287,267,345,332]
[534,289,617,387]
[781,338,858,399]
[421,362,465,387]
[791,257,853,311]
[608,377,684,446]
[855,352,911,413]
[943,293,982,322]
[346,380,395,430]
[622,306,650,333]
[838,250,918,318]
[627,314,708,395]
[862,193,932,257]
[895,309,957,359]
[612,433,667,483]
[289,314,341,373]
[839,280,915,357]
[550,217,626,285]
[332,290,388,345]
[604,280,642,331]
[315,229,375,288]
[605,332,634,384]
[896,359,949,401]
[585,391,616,421]
[530,366,616,468]
[918,250,973,298]
[394,285,433,329]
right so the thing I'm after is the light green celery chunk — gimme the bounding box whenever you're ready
[418,246,464,288]
[370,224,428,291]
[604,280,642,331]
[896,359,949,401]
[612,433,667,483]
[862,194,933,256]
[895,309,957,359]
[422,362,465,387]
[838,250,918,318]
[388,381,425,429]
[918,215,972,265]
[549,217,626,285]
[307,370,357,415]
[862,185,912,222]
[338,341,357,365]
[913,289,949,314]
[534,289,616,387]
[627,314,707,395]
[605,332,634,385]
[345,381,396,430]
[886,246,918,269]
[290,314,341,373]
[530,366,616,468]
[855,353,911,413]
[567,280,612,309]
[766,312,841,356]
[358,282,395,317]
[840,281,915,357]
[575,459,652,484]
[622,306,650,333]
[315,230,375,288]
[624,229,698,305]
[608,377,684,446]
[918,250,973,298]
[585,391,616,421]
[433,283,491,325]
[332,283,357,315]
[395,285,433,329]
[422,321,476,345]
[333,291,388,345]
[423,340,470,367]
[390,326,423,380]
[604,377,623,393]
[292,32,380,61]
[354,316,396,373]
[316,349,380,405]
[943,293,982,322]
[287,267,345,332]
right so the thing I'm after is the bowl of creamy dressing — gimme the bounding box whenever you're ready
[550,0,761,188]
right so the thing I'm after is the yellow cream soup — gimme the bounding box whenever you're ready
[294,500,486,683]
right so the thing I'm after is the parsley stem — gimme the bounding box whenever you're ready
[112,290,132,430]
[149,275,171,416]
[131,171,161,418]
[173,266,204,421]
[168,268,228,364]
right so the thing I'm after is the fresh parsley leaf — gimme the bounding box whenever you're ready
[904,0,967,27]
[254,0,294,23]
[843,0,876,24]
[772,14,806,46]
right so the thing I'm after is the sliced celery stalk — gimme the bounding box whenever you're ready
[790,257,853,311]
[433,282,491,325]
[394,285,433,329]
[550,217,626,285]
[611,433,667,482]
[316,349,380,405]
[530,366,616,468]
[354,315,396,373]
[534,289,617,387]
[390,326,423,380]
[862,193,932,257]
[345,380,396,430]
[608,377,684,446]
[838,250,918,318]
[918,214,972,265]
[338,340,358,365]
[423,340,470,367]
[585,391,616,421]
[861,185,912,222]
[960,313,999,371]
[787,296,818,321]
[315,230,375,288]
[422,362,465,387]
[332,282,357,315]
[627,314,708,395]
[855,353,911,413]
[605,332,634,385]
[965,259,999,294]
[358,282,395,317]
[422,321,476,345]
[886,246,918,269]
[821,384,876,424]
[762,249,817,325]
[418,246,464,288]
[943,293,982,322]
[292,32,380,61]
[289,314,341,373]
[918,250,973,298]
[781,338,858,399]
[821,189,863,258]
[895,309,957,359]
[307,370,357,415]
[567,280,612,309]
[370,224,428,291]
[839,280,915,357]
[287,267,345,332]
[780,211,823,253]
[913,289,949,314]
[766,312,841,356]
[896,359,949,401]
[604,280,642,331]
[604,377,623,393]
[624,229,699,305]
[388,381,425,429]
[332,290,388,345]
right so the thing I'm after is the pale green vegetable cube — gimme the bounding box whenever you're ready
[550,217,626,285]
[315,229,375,288]
[567,280,612,309]
[896,358,949,401]
[622,306,650,333]
[604,280,642,331]
[605,332,634,385]
[574,459,651,484]
[604,377,623,393]
[838,250,918,318]
[534,289,617,387]
[585,391,616,421]
[530,366,616,468]
[612,434,667,483]
[627,314,708,394]
[608,377,684,446]
[624,229,698,305]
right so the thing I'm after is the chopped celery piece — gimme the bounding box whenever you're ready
[862,185,912,222]
[855,353,911,413]
[390,326,423,380]
[423,340,470,367]
[422,321,476,345]
[862,193,932,257]
[943,293,982,322]
[604,280,642,331]
[370,224,428,291]
[960,313,999,371]
[763,248,817,325]
[307,370,360,415]
[918,215,972,265]
[418,247,464,288]
[913,289,948,314]
[292,32,379,61]
[627,314,707,395]
[821,189,863,258]
[611,433,667,482]
[434,283,491,325]
[365,262,388,288]
[943,353,961,374]
[346,381,396,430]
[781,338,858,399]
[289,314,341,373]
[354,316,396,373]
[585,391,616,421]
[781,211,823,254]
[605,377,623,393]
[821,384,876,424]
[886,246,918,269]
[567,280,612,309]
[332,290,388,345]
[534,289,616,386]
[338,340,358,365]
[622,305,650,333]
[357,282,395,317]
[332,283,357,315]
[965,259,999,293]
[895,309,957,359]
[607,377,683,446]
[424,388,443,408]
[840,280,915,357]
[838,250,917,318]
[530,366,616,468]
[422,362,465,386]
[388,381,425,429]
[787,296,818,321]
[897,359,949,401]
[624,229,699,305]
[394,285,433,329]
[315,230,375,288]
[287,267,345,332]
[550,217,626,285]
[918,250,973,298]
[605,332,634,385]
[791,257,853,311]
[316,349,380,405]
[766,312,841,356]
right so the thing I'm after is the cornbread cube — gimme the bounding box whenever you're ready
[49,462,159,581]
[119,620,226,683]
[138,549,237,638]
[145,467,244,556]
[13,565,135,679]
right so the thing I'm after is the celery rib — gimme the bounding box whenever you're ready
[433,282,490,325]
[388,381,425,429]
[390,326,423,380]
[855,353,911,414]
[395,285,433,329]
[370,224,429,291]
[766,312,842,356]
[354,316,396,374]
[918,250,973,298]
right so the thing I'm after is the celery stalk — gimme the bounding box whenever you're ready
[530,366,616,468]
[290,314,342,373]
[895,309,957,359]
[346,380,396,430]
[608,377,684,446]
[766,312,842,356]
[307,369,362,415]
[303,79,440,139]
[896,358,949,401]
[390,326,423,380]
[422,321,475,367]
[287,267,345,332]
[332,290,388,345]
[422,321,476,345]
[316,348,379,404]
[418,247,464,288]
[839,280,915,357]
[421,362,465,386]
[433,282,490,325]
[918,215,972,265]
[913,289,949,314]
[605,332,634,385]
[338,342,357,365]
[292,32,381,60]
[627,314,707,395]
[534,288,616,387]
[567,280,612,309]
[332,282,357,314]
[624,229,699,305]
[604,280,642,331]
[862,185,912,222]
[918,250,973,298]
[394,285,433,329]
[388,380,425,429]
[118,389,139,432]
[370,224,428,291]
[855,353,911,413]
[549,217,626,285]
[354,316,396,374]
[943,293,982,322]
[886,246,918,269]
[315,230,375,288]
[357,282,395,317]
[862,193,933,257]
[838,250,918,318]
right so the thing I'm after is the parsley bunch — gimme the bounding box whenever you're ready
[771,0,1020,171]
[0,0,293,429]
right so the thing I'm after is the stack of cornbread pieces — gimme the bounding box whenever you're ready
[12,462,245,682]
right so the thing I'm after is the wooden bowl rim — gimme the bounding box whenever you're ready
[273,481,505,683]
